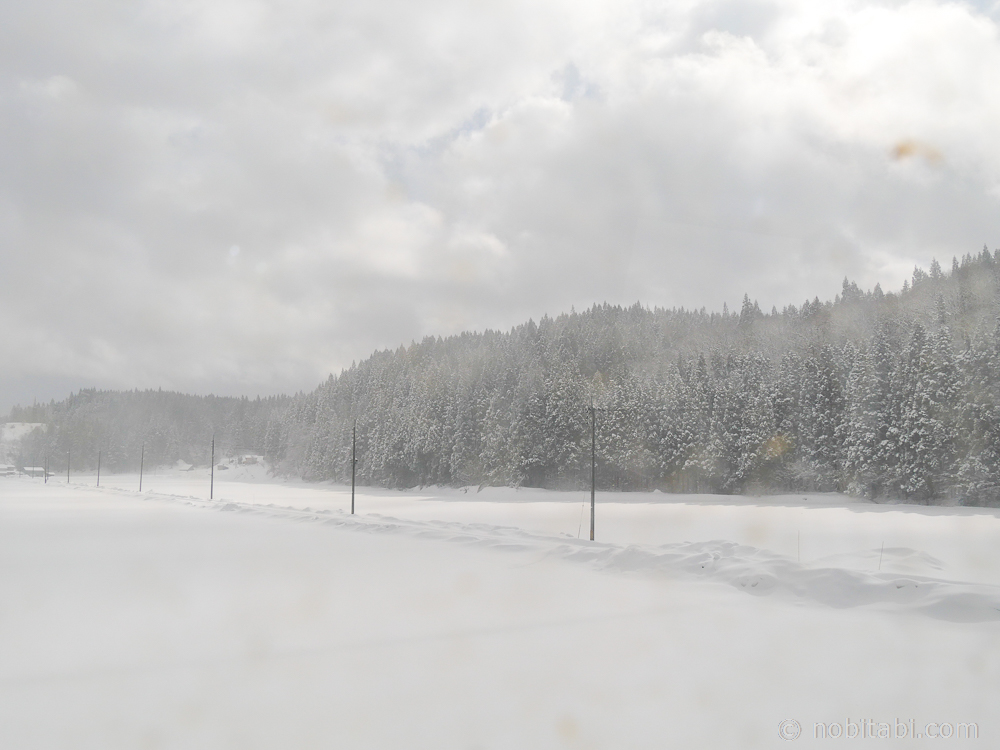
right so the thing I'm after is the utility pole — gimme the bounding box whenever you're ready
[590,402,596,541]
[351,420,357,514]
[139,443,144,492]
[210,435,215,500]
[97,450,101,487]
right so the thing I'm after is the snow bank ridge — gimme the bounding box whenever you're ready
[556,540,999,623]
[131,489,1000,625]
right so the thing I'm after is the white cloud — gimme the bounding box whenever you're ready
[1,0,1000,409]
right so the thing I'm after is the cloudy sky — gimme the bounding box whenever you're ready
[3,0,1000,412]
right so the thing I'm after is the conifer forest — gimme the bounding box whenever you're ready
[10,250,1000,506]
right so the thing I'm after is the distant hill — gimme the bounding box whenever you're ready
[0,422,45,463]
[282,248,1000,504]
[4,390,287,474]
[9,248,1000,505]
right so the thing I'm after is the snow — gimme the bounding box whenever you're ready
[1,472,998,748]
[0,422,45,462]
[0,422,46,441]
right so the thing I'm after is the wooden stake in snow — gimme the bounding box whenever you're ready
[797,531,800,564]
[210,436,215,500]
[878,541,885,571]
[44,454,48,484]
[139,443,144,492]
[351,420,356,515]
[97,450,101,487]
[590,402,596,541]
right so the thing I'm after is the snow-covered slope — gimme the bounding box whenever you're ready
[0,422,45,441]
[0,422,45,461]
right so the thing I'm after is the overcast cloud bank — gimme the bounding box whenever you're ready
[2,0,1000,411]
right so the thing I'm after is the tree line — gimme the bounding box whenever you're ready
[6,390,288,473]
[7,248,1000,505]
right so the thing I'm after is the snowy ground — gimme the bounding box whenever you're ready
[2,469,998,748]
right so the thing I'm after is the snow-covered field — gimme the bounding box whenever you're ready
[2,470,998,748]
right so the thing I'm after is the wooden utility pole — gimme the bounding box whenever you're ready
[210,436,215,500]
[351,420,356,514]
[590,402,596,541]
[139,443,144,492]
[97,450,101,487]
